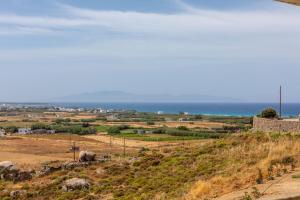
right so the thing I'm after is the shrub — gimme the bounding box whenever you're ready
[261,108,278,119]
[31,123,51,130]
[107,126,121,135]
[152,128,166,134]
[55,118,71,124]
[146,121,155,125]
[81,119,96,123]
[82,122,90,128]
[194,115,203,120]
[80,127,97,135]
[177,126,189,131]
[4,126,18,133]
[117,125,130,130]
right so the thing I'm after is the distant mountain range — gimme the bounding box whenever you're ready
[50,91,242,103]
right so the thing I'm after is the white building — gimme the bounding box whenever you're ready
[18,128,32,135]
[0,129,5,136]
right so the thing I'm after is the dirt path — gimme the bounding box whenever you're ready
[216,170,300,200]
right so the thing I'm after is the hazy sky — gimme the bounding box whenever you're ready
[1,0,300,102]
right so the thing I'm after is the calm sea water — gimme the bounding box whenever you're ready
[46,103,300,117]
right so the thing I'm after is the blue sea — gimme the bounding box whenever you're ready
[40,102,300,117]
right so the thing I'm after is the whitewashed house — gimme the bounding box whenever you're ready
[0,129,5,136]
[106,114,119,121]
[18,128,32,135]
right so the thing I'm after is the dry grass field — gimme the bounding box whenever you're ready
[93,121,227,129]
[0,134,131,169]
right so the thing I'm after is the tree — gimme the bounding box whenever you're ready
[261,108,278,119]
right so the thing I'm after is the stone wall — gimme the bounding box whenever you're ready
[253,117,300,132]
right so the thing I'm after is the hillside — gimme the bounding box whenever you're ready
[1,132,300,200]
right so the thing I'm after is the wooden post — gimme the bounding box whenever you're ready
[73,142,77,161]
[280,86,282,119]
[123,137,126,157]
[110,135,112,147]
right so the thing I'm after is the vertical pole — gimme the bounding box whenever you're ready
[280,86,282,119]
[123,137,126,157]
[73,142,76,161]
[110,135,112,147]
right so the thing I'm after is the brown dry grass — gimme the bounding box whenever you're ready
[94,121,226,129]
[185,133,300,200]
[0,135,135,169]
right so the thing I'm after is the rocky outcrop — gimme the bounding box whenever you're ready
[0,161,33,182]
[62,178,90,191]
[78,151,96,162]
[62,162,89,170]
[10,190,27,199]
[38,161,62,177]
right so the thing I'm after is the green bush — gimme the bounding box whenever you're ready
[146,121,155,125]
[55,118,71,124]
[194,115,203,120]
[4,126,18,133]
[31,123,51,130]
[107,126,121,135]
[261,108,278,119]
[80,119,96,123]
[177,126,189,131]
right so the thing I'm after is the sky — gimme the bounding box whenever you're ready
[1,0,300,102]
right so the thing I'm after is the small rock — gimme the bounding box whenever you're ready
[62,162,89,170]
[62,178,90,191]
[96,167,105,175]
[10,190,27,199]
[78,151,96,162]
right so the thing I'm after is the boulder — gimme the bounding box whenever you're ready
[0,161,15,171]
[39,161,62,176]
[62,178,90,191]
[96,167,105,175]
[10,190,27,199]
[78,151,96,162]
[62,162,89,170]
[0,161,19,181]
[0,161,33,182]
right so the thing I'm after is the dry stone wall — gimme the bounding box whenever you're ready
[253,117,300,132]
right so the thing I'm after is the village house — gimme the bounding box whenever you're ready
[0,129,5,136]
[136,129,145,134]
[106,114,119,121]
[18,128,32,135]
[32,129,56,134]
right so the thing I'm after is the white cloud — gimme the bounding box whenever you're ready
[0,1,300,36]
[62,3,300,35]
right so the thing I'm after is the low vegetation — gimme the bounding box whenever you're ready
[1,132,299,200]
[260,108,278,119]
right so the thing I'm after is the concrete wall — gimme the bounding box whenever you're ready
[253,117,300,132]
